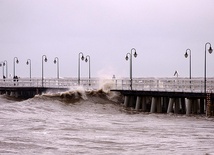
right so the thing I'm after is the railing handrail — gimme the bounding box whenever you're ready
[0,77,214,93]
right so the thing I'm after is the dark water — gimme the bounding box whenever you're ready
[0,88,214,155]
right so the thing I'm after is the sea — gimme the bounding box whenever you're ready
[0,85,214,155]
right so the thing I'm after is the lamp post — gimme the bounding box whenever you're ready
[78,52,84,85]
[125,48,137,89]
[0,62,4,79]
[184,49,192,79]
[13,57,19,78]
[26,59,31,81]
[42,55,48,87]
[3,60,8,78]
[85,55,91,85]
[204,42,213,93]
[54,57,59,79]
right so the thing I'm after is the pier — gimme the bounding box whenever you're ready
[0,77,214,116]
[111,77,214,116]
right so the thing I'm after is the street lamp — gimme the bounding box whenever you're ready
[13,57,19,78]
[78,52,84,85]
[42,55,48,87]
[0,62,4,79]
[26,59,31,81]
[204,42,213,93]
[85,55,91,85]
[184,49,192,79]
[3,60,8,78]
[54,57,59,79]
[125,48,137,89]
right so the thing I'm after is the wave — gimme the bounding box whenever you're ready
[0,79,122,106]
[40,79,123,104]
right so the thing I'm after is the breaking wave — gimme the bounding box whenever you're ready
[40,79,123,104]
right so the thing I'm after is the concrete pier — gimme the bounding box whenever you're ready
[124,96,129,107]
[150,97,156,113]
[186,99,192,115]
[135,96,141,110]
[141,97,147,112]
[167,98,174,113]
[174,98,180,114]
[121,94,212,116]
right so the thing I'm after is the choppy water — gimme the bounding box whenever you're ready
[0,87,214,155]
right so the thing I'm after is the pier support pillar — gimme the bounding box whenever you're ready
[135,96,142,110]
[180,98,186,114]
[124,96,129,107]
[162,97,169,113]
[15,92,19,98]
[142,97,147,112]
[186,98,192,115]
[10,92,15,97]
[6,91,10,96]
[174,98,180,114]
[192,99,198,114]
[150,97,157,113]
[167,98,174,113]
[200,98,205,114]
[129,96,135,108]
[156,97,162,113]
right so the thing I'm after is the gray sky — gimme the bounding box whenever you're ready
[0,0,214,79]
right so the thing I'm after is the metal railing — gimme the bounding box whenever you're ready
[113,78,214,93]
[0,77,214,93]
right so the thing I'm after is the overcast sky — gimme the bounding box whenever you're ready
[0,0,214,79]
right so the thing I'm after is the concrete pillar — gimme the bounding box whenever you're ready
[150,97,158,113]
[180,98,186,114]
[156,97,162,113]
[124,96,129,107]
[174,98,180,114]
[199,98,205,114]
[142,97,147,112]
[135,96,141,110]
[15,92,19,98]
[129,96,135,108]
[192,99,199,114]
[186,98,192,115]
[10,92,15,97]
[162,97,169,113]
[6,91,10,96]
[150,97,157,113]
[167,98,174,113]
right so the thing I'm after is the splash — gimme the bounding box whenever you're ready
[42,86,88,102]
[38,76,122,104]
[98,78,114,93]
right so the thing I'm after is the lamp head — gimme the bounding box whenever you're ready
[133,51,137,58]
[208,46,213,54]
[26,61,29,65]
[81,55,84,61]
[85,58,88,62]
[0,64,2,67]
[44,57,47,62]
[16,59,19,64]
[54,59,57,64]
[184,52,188,58]
[125,55,129,61]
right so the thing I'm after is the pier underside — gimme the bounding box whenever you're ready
[111,89,214,116]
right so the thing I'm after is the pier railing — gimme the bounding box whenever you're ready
[0,78,98,89]
[0,77,214,93]
[113,78,214,93]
